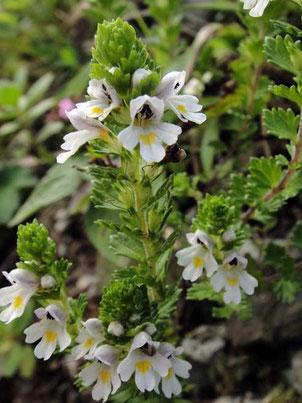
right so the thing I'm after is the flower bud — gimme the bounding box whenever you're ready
[108,321,124,337]
[222,229,236,243]
[145,323,157,336]
[41,275,56,289]
[132,68,151,88]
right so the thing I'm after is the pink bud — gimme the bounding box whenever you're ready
[58,98,75,120]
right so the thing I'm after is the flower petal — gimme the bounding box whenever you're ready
[150,352,171,377]
[171,356,192,379]
[210,271,225,292]
[117,353,136,381]
[139,139,165,163]
[118,125,139,151]
[155,71,186,99]
[156,122,182,145]
[79,361,101,386]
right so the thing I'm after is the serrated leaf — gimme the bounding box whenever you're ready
[246,157,283,202]
[263,108,299,142]
[272,84,302,107]
[273,20,302,37]
[264,35,297,75]
[187,281,221,302]
[264,242,296,277]
[273,279,300,303]
[109,232,145,262]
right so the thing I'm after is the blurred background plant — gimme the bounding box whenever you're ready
[1,0,302,402]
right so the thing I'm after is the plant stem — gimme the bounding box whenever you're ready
[242,109,302,222]
[131,151,159,302]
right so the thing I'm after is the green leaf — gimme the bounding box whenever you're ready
[274,279,300,304]
[155,248,173,281]
[264,35,297,75]
[246,157,283,203]
[9,157,85,226]
[213,299,252,320]
[0,82,22,108]
[156,283,181,325]
[291,221,302,249]
[68,294,88,325]
[109,232,145,262]
[272,84,302,107]
[263,108,300,142]
[187,281,221,302]
[273,20,302,38]
[24,72,54,108]
[0,164,37,224]
[264,242,297,278]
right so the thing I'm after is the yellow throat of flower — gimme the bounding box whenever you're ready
[99,369,111,384]
[13,295,23,309]
[44,330,58,344]
[193,256,205,269]
[139,132,157,146]
[136,360,151,373]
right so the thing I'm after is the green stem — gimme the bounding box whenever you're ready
[131,150,159,301]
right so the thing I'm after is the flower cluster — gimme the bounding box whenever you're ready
[176,229,258,304]
[77,329,191,401]
[0,261,191,401]
[57,70,206,164]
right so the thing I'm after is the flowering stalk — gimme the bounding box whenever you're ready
[1,8,302,402]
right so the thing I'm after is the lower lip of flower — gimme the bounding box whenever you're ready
[136,360,151,373]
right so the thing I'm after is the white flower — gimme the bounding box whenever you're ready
[117,331,171,393]
[24,304,71,360]
[175,230,218,282]
[71,318,103,360]
[79,345,121,402]
[155,343,192,399]
[76,79,121,120]
[41,274,56,289]
[118,95,182,163]
[57,108,110,164]
[108,321,124,337]
[210,251,258,304]
[240,0,271,17]
[0,269,39,323]
[155,70,207,124]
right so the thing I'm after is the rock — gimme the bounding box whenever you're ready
[284,350,302,396]
[182,324,227,364]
